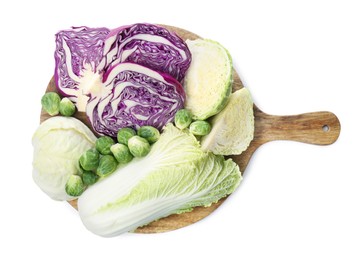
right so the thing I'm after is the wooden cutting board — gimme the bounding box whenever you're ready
[40,25,341,234]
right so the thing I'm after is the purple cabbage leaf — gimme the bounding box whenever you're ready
[99,23,191,82]
[54,26,110,111]
[86,62,185,137]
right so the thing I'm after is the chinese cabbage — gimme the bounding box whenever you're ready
[78,124,241,237]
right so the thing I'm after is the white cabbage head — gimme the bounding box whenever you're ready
[32,116,97,201]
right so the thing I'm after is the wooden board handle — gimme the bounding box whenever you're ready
[255,110,341,145]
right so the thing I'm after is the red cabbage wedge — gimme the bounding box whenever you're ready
[86,62,185,137]
[99,23,191,82]
[54,26,110,111]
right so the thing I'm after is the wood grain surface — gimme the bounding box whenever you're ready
[40,25,341,234]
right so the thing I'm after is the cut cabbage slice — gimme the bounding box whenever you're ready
[200,88,254,155]
[183,39,233,120]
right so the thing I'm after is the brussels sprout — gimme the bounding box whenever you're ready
[128,136,150,157]
[174,109,192,130]
[77,161,86,176]
[96,136,115,155]
[79,148,100,171]
[59,97,76,116]
[189,120,212,136]
[82,171,99,186]
[138,126,160,143]
[117,128,136,145]
[96,155,118,177]
[41,92,61,116]
[65,175,85,197]
[110,143,133,164]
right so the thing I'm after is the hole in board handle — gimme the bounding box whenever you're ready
[322,125,330,132]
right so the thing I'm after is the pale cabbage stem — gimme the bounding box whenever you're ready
[76,63,106,112]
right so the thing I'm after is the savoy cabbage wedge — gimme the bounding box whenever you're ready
[78,124,241,237]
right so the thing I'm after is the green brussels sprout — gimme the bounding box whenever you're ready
[82,171,99,186]
[65,175,85,197]
[79,148,100,171]
[110,143,133,164]
[59,97,76,117]
[128,136,150,157]
[41,92,61,116]
[189,120,212,136]
[137,126,160,143]
[117,128,136,145]
[96,155,118,177]
[96,136,115,155]
[78,161,85,174]
[175,109,192,130]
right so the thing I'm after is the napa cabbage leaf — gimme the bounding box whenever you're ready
[78,123,241,237]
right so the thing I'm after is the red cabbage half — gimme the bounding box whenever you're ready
[54,26,110,111]
[99,23,191,82]
[54,24,190,136]
[86,62,185,137]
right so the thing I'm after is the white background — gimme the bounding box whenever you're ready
[1,0,357,259]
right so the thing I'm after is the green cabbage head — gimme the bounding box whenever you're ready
[32,117,97,201]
